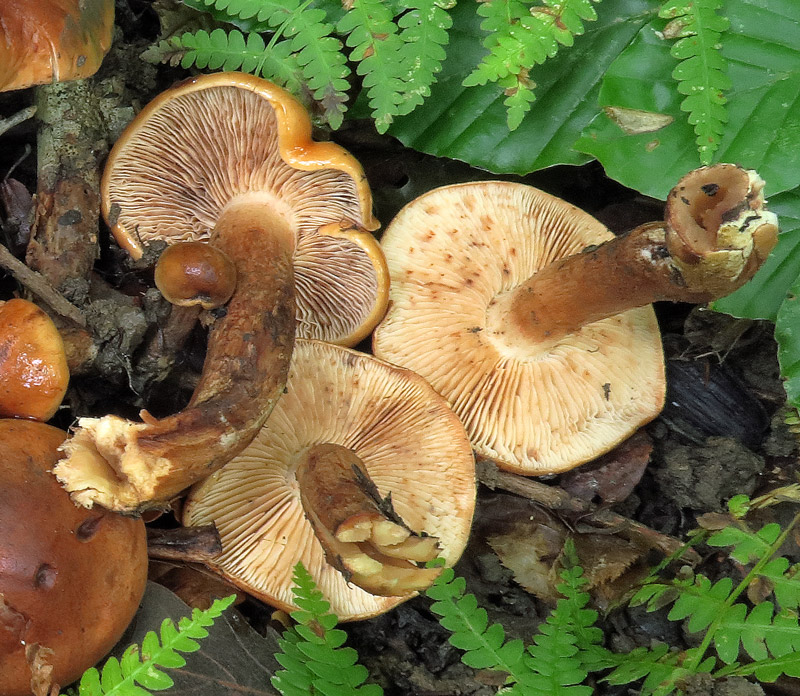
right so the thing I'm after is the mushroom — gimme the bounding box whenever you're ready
[0,419,147,696]
[0,298,69,421]
[0,0,114,92]
[373,165,778,475]
[183,339,476,620]
[154,241,237,310]
[54,73,386,513]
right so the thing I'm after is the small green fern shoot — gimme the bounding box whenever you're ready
[606,511,800,695]
[151,0,453,131]
[271,563,383,696]
[69,594,236,696]
[659,0,730,165]
[465,0,602,129]
[426,539,611,694]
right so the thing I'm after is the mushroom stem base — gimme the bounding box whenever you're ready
[296,443,442,596]
[55,211,297,512]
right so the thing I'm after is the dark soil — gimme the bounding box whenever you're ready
[2,2,799,695]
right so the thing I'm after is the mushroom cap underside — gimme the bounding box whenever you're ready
[373,181,666,475]
[182,339,476,620]
[0,0,114,92]
[102,73,387,346]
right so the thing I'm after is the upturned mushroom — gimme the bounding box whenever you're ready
[54,73,387,513]
[373,165,778,475]
[0,419,147,696]
[0,298,69,421]
[183,339,476,620]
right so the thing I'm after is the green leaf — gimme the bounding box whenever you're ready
[757,557,800,611]
[707,523,779,564]
[576,0,800,199]
[388,0,654,173]
[777,274,800,412]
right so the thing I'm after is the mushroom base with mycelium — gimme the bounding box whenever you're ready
[374,164,778,476]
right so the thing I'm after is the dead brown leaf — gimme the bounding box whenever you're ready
[559,430,652,504]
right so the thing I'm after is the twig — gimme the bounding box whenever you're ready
[477,458,699,561]
[0,242,86,326]
[147,524,223,563]
[0,105,36,138]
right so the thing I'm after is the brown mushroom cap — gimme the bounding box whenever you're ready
[154,241,237,309]
[0,298,69,421]
[102,72,388,347]
[0,419,147,695]
[182,339,476,620]
[0,0,115,92]
[373,182,665,475]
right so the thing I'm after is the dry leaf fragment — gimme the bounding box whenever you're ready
[604,106,674,134]
[559,430,653,504]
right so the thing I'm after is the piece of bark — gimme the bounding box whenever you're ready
[26,79,107,291]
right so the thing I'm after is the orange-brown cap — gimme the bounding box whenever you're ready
[183,339,476,620]
[0,298,69,421]
[0,419,147,696]
[102,72,388,346]
[0,0,115,92]
[373,182,665,475]
[154,241,237,309]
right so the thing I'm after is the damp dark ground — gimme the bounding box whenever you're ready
[2,2,799,695]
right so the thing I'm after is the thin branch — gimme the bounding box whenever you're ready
[0,242,86,326]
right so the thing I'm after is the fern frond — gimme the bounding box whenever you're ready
[169,29,306,95]
[659,0,730,165]
[396,0,454,115]
[427,540,611,694]
[337,0,408,132]
[464,0,601,129]
[73,595,236,696]
[177,0,350,128]
[630,514,800,688]
[426,564,529,682]
[226,0,350,128]
[603,643,676,694]
[271,563,382,696]
[283,6,350,128]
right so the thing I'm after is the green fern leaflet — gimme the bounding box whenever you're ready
[426,540,612,694]
[71,595,236,696]
[271,563,382,696]
[465,0,601,129]
[659,0,730,165]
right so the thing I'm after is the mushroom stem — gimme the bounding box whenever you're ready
[147,524,223,563]
[54,204,296,512]
[296,443,442,596]
[489,165,778,347]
